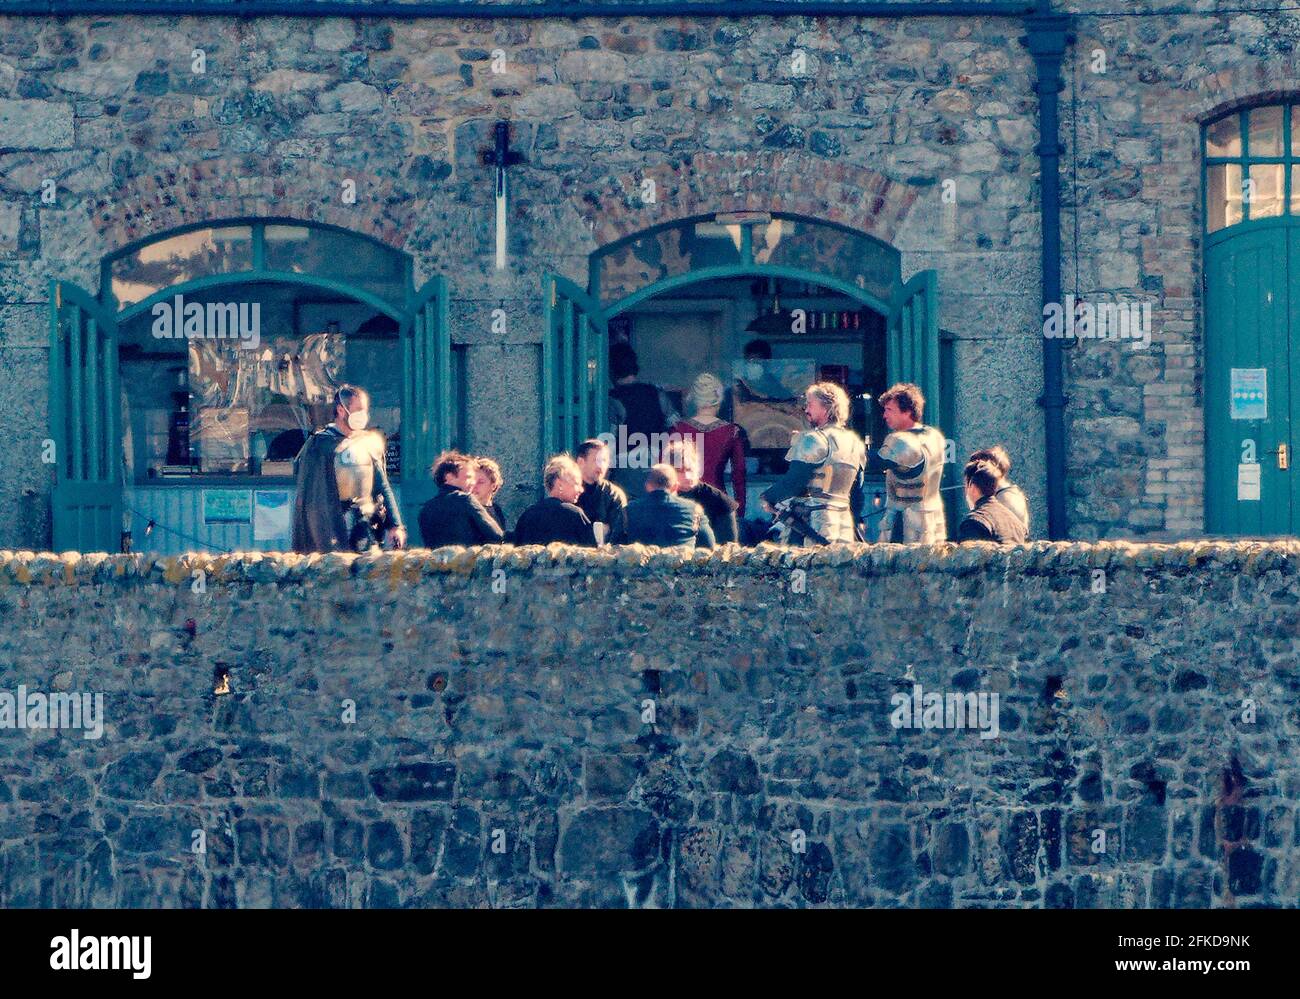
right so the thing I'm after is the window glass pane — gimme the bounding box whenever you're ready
[1248,164,1284,219]
[1205,114,1242,158]
[263,225,407,308]
[111,226,253,309]
[1207,164,1243,232]
[1293,107,1300,156]
[595,221,743,305]
[1248,105,1284,157]
[1242,106,1284,158]
[119,285,402,481]
[1292,165,1300,216]
[751,218,899,304]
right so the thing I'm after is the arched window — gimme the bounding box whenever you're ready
[51,219,451,553]
[1204,104,1296,232]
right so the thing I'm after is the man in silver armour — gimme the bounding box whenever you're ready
[870,382,947,544]
[760,381,866,545]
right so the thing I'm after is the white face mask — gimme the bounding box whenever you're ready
[346,409,369,432]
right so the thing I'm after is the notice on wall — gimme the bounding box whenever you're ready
[1237,462,1261,502]
[203,489,252,524]
[1230,368,1268,420]
[253,490,292,542]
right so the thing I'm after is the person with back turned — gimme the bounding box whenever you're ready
[870,382,947,544]
[417,451,506,548]
[513,455,598,547]
[957,457,1028,543]
[968,445,1030,536]
[621,463,716,550]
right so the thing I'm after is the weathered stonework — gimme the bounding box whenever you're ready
[2,3,1297,541]
[0,541,1295,908]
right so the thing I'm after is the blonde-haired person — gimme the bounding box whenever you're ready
[471,456,509,534]
[668,371,747,518]
[759,381,866,545]
[511,454,597,547]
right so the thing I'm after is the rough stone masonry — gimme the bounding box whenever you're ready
[0,540,1296,908]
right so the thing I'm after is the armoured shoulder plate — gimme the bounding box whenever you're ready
[785,429,831,465]
[879,429,925,471]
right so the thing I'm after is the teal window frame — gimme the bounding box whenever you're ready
[1203,103,1297,236]
[99,217,414,320]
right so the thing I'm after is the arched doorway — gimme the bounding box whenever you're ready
[542,211,954,535]
[1204,104,1299,535]
[49,219,453,553]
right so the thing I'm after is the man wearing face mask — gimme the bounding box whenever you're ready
[292,384,407,553]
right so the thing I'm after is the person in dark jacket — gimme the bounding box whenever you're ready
[575,438,628,544]
[969,445,1030,536]
[418,451,505,548]
[621,464,716,549]
[662,438,738,544]
[607,342,678,497]
[957,458,1028,543]
[513,454,598,547]
[471,456,509,534]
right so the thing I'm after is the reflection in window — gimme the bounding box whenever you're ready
[112,226,253,308]
[1249,105,1284,157]
[1207,164,1243,233]
[1205,104,1300,232]
[1205,114,1241,158]
[594,213,899,307]
[108,221,408,311]
[1249,164,1284,219]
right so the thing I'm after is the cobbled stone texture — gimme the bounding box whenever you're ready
[0,540,1296,908]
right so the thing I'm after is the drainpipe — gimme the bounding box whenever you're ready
[8,1,1037,17]
[1021,0,1072,540]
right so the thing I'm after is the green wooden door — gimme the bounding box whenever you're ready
[399,276,451,529]
[889,270,941,411]
[542,273,609,457]
[889,270,954,535]
[1205,226,1292,535]
[49,280,122,552]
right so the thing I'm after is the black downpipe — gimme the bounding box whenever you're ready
[1021,1,1072,540]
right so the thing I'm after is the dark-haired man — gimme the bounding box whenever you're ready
[575,438,627,545]
[292,384,406,553]
[417,451,506,547]
[958,458,1027,543]
[969,445,1030,536]
[869,382,947,544]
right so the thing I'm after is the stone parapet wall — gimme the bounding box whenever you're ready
[0,540,1296,907]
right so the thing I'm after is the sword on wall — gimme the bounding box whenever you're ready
[482,121,526,271]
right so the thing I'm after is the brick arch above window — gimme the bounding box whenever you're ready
[88,157,415,255]
[566,151,919,249]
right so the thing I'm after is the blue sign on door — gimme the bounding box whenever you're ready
[1230,368,1268,420]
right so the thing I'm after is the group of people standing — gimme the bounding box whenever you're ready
[290,377,1031,556]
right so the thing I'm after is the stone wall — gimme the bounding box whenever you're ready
[1,9,1047,549]
[0,540,1295,908]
